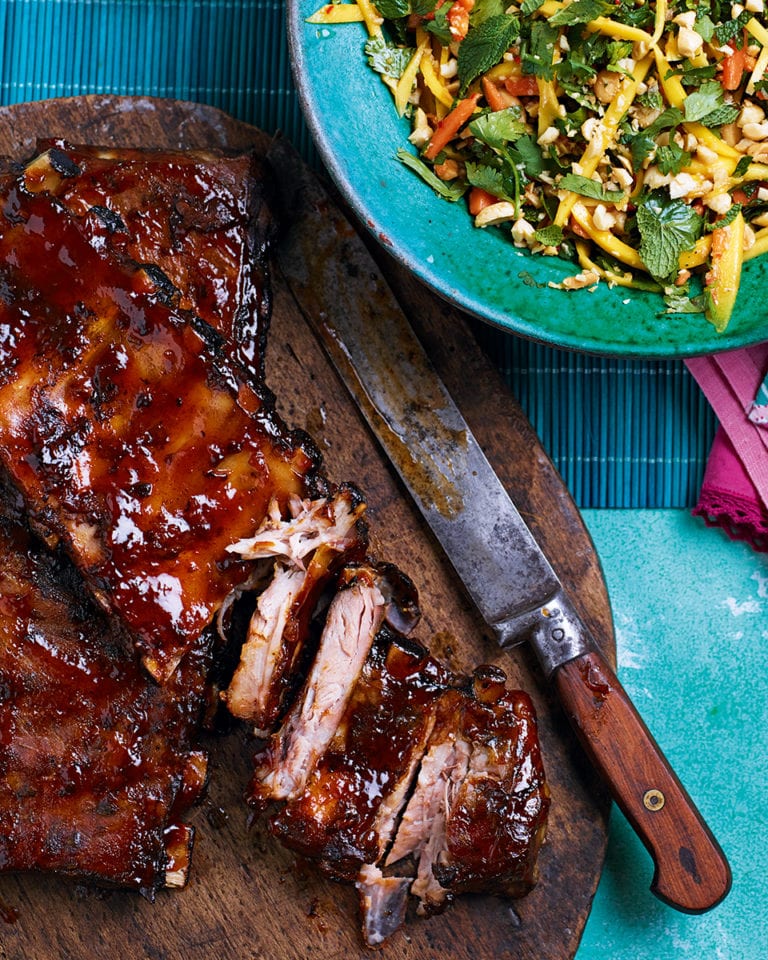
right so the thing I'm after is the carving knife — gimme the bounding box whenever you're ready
[266,136,731,914]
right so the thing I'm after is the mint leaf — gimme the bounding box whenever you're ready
[534,224,564,246]
[636,193,704,280]
[457,15,520,95]
[558,173,625,203]
[683,81,737,124]
[734,156,752,178]
[714,9,751,46]
[365,34,414,79]
[520,0,544,13]
[469,108,527,148]
[705,203,742,232]
[700,103,740,126]
[375,0,411,17]
[549,0,613,26]
[396,149,468,201]
[471,0,506,24]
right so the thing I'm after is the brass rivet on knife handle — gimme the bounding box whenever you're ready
[644,789,666,812]
[553,646,732,914]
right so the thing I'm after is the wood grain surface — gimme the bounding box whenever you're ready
[0,96,615,960]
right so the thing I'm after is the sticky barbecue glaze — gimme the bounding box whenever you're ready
[23,140,275,378]
[0,485,211,895]
[0,173,321,680]
[268,627,452,880]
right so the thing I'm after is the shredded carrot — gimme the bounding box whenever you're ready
[722,37,747,91]
[468,187,498,215]
[424,94,480,160]
[481,76,508,111]
[504,75,539,97]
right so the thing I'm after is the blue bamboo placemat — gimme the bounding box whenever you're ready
[0,0,718,508]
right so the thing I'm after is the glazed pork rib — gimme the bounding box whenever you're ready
[223,489,368,733]
[243,558,549,946]
[21,139,275,378]
[0,158,323,681]
[0,476,211,896]
[0,139,550,943]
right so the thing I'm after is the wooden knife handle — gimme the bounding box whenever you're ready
[553,647,731,913]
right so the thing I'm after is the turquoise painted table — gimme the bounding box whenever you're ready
[579,510,767,960]
[0,2,765,958]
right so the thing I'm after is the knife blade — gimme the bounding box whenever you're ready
[266,135,731,914]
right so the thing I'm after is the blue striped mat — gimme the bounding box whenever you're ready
[0,0,718,508]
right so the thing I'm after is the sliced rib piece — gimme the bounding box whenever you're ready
[386,666,550,916]
[384,691,472,915]
[21,139,274,379]
[223,489,368,732]
[431,666,550,900]
[0,483,212,896]
[250,564,397,805]
[267,627,451,881]
[0,171,322,681]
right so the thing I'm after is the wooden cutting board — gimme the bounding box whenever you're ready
[0,96,615,960]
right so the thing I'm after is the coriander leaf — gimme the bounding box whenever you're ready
[458,14,520,95]
[427,4,453,44]
[466,160,519,206]
[520,20,558,80]
[664,289,706,314]
[607,40,633,66]
[365,34,414,79]
[669,63,717,86]
[644,106,684,138]
[628,107,684,166]
[656,142,691,175]
[375,0,410,17]
[695,13,715,43]
[549,0,613,26]
[636,85,663,110]
[396,149,468,200]
[469,108,527,148]
[511,134,544,176]
[629,131,656,169]
[636,193,704,281]
[534,224,564,246]
[558,172,625,203]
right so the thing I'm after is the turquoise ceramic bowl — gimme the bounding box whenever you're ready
[287,0,768,357]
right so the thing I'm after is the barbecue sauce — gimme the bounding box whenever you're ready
[0,501,211,895]
[0,174,318,681]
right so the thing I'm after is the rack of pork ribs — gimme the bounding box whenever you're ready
[0,141,549,945]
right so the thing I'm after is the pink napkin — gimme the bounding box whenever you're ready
[685,344,768,552]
